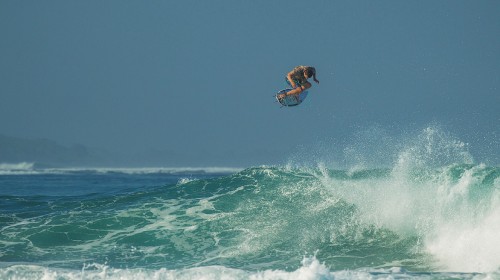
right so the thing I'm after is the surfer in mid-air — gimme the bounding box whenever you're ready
[278,65,319,100]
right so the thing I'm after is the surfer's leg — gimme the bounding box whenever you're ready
[285,87,302,96]
[285,82,310,96]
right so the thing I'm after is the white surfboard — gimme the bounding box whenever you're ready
[275,89,309,107]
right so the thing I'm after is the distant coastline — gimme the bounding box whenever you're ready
[0,134,95,167]
[0,134,262,168]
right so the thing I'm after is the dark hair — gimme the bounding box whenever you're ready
[305,68,314,78]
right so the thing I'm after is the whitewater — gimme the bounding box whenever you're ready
[0,127,499,279]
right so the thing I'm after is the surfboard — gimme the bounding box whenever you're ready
[275,89,309,107]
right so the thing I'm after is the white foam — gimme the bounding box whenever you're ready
[0,162,34,170]
[427,210,500,272]
[313,126,500,273]
[0,162,36,175]
[84,167,244,175]
[4,256,480,280]
[425,186,500,273]
[0,166,243,176]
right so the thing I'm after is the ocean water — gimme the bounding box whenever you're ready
[1,129,499,279]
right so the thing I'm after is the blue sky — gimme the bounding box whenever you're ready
[1,0,499,166]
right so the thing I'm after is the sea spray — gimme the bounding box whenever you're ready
[311,126,500,272]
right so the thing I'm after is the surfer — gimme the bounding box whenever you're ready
[278,66,319,99]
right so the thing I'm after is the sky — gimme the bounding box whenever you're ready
[1,0,499,167]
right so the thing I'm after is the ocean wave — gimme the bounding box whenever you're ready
[2,164,498,273]
[1,126,499,276]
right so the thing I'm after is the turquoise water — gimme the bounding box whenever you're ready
[1,129,499,279]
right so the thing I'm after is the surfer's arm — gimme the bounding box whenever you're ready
[286,72,297,88]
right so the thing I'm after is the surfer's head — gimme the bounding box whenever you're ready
[304,68,314,78]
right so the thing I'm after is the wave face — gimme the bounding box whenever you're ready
[0,128,499,279]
